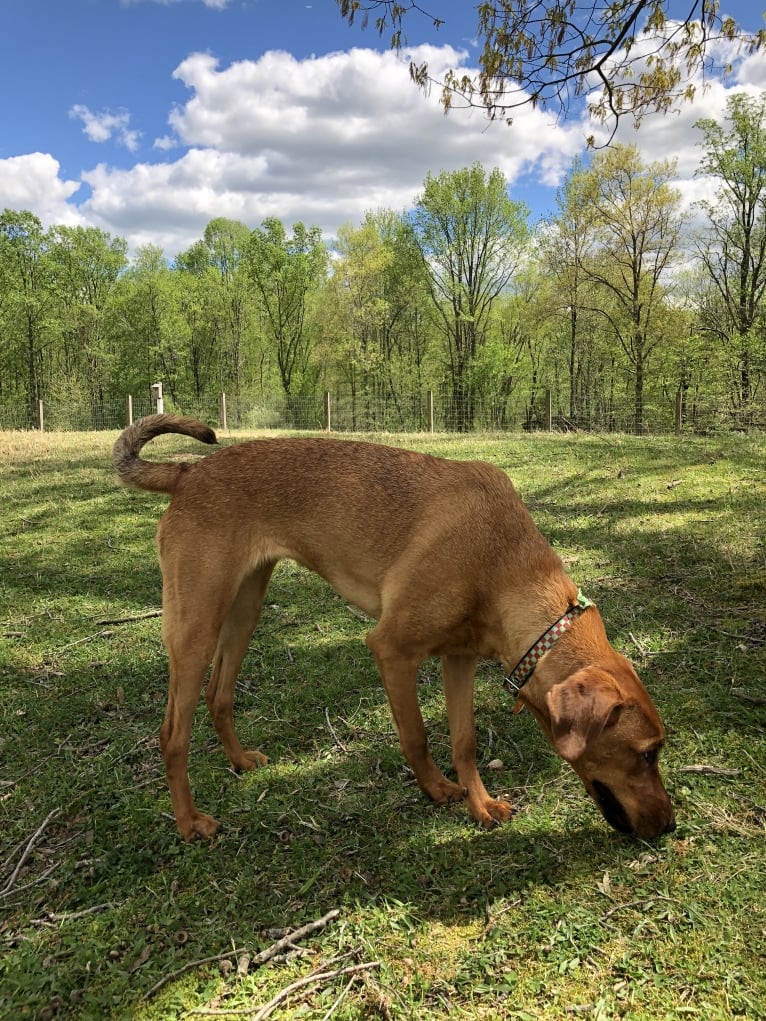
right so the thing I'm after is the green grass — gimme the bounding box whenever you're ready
[1,427,765,1021]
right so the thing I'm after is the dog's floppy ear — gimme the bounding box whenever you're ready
[545,669,624,762]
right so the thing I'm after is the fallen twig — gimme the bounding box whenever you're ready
[4,747,68,789]
[143,908,341,1000]
[236,953,251,980]
[1,836,28,877]
[1,808,61,896]
[191,952,363,1017]
[321,973,357,1021]
[345,605,371,623]
[30,902,113,926]
[678,765,740,777]
[325,708,348,752]
[0,862,60,900]
[628,632,648,655]
[251,961,380,1021]
[58,630,113,653]
[250,909,341,968]
[718,630,766,646]
[143,949,243,1001]
[95,610,162,625]
[600,894,681,923]
[732,792,766,815]
[731,688,766,706]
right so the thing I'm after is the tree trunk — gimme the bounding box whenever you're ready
[634,341,645,434]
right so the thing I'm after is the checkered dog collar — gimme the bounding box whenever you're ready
[503,591,594,695]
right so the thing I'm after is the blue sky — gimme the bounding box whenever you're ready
[1,0,764,258]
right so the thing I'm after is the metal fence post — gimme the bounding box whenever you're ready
[219,392,227,430]
[324,391,332,432]
[544,389,552,431]
[38,400,44,432]
[427,390,434,433]
[126,394,133,426]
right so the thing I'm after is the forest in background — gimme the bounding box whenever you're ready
[1,94,765,434]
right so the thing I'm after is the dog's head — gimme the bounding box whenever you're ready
[528,658,675,839]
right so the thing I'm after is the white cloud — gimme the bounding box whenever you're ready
[738,49,766,89]
[72,44,584,255]
[0,153,83,227]
[9,39,763,259]
[122,0,229,7]
[69,104,142,152]
[153,134,179,151]
[603,33,766,216]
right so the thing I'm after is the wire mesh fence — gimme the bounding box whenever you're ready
[0,389,763,434]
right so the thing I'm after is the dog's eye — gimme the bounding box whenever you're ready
[643,748,660,767]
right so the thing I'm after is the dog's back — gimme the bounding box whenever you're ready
[115,415,560,624]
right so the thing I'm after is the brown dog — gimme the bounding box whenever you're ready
[114,415,675,842]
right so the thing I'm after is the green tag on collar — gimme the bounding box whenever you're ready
[577,590,594,610]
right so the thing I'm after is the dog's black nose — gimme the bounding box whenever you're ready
[663,816,677,834]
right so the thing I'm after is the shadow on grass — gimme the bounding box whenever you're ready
[0,660,628,1018]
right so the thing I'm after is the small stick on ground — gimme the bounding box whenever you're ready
[143,908,341,1000]
[731,688,766,706]
[58,630,113,653]
[251,961,381,1021]
[1,808,61,897]
[95,610,162,625]
[600,894,682,923]
[325,708,348,752]
[30,903,114,927]
[320,973,357,1021]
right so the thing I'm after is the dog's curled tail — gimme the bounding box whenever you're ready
[113,414,218,494]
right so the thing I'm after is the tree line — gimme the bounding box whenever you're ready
[1,93,764,433]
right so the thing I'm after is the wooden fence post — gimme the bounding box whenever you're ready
[324,391,332,432]
[219,392,227,430]
[544,389,552,432]
[150,382,164,415]
[674,391,682,436]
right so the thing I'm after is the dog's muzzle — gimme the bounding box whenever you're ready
[590,780,676,838]
[592,780,633,834]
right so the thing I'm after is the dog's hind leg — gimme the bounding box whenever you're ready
[366,628,466,808]
[441,654,513,828]
[205,563,275,772]
[161,614,223,841]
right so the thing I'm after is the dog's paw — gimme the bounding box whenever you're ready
[472,796,514,829]
[232,750,269,772]
[427,778,468,805]
[179,812,221,841]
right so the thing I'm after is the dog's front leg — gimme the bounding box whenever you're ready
[441,654,513,828]
[366,633,466,807]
